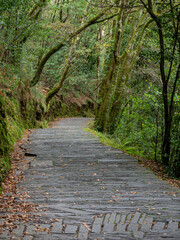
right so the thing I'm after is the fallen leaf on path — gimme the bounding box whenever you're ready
[82,223,90,231]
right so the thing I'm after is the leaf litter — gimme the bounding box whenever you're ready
[0,130,40,234]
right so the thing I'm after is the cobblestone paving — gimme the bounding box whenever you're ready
[1,118,180,239]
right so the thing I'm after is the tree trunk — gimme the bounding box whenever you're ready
[140,0,180,168]
[45,41,75,104]
[96,5,151,133]
[45,1,91,104]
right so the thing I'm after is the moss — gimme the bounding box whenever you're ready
[0,95,9,155]
[0,85,46,188]
[0,156,10,192]
[47,97,83,119]
[0,94,11,188]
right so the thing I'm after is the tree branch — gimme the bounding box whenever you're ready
[30,6,114,87]
[94,13,119,24]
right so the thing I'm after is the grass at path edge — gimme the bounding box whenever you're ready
[85,126,180,188]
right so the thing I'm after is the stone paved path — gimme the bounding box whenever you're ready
[1,118,180,239]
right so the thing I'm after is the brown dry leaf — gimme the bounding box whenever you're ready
[130,191,137,195]
[0,129,40,233]
[113,199,118,202]
[82,223,90,231]
[139,158,180,188]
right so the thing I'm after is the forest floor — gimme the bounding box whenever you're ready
[0,118,180,239]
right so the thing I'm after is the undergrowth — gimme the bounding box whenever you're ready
[0,81,49,191]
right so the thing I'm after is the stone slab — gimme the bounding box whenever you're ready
[92,217,103,233]
[51,220,63,233]
[65,224,78,234]
[78,224,89,239]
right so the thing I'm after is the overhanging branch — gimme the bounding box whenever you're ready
[30,5,115,87]
[94,13,119,24]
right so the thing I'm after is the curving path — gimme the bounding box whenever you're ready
[1,118,180,239]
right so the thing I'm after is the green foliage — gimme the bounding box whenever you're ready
[0,0,30,13]
[94,1,180,178]
[170,91,180,177]
[0,95,10,156]
[0,94,13,189]
[0,83,51,188]
[0,0,34,61]
[0,63,49,188]
[113,92,162,161]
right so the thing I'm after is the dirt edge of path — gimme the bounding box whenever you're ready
[0,129,40,234]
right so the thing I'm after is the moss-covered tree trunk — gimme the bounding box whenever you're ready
[107,18,153,133]
[95,0,127,131]
[45,1,91,104]
[95,4,152,134]
[45,42,75,105]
